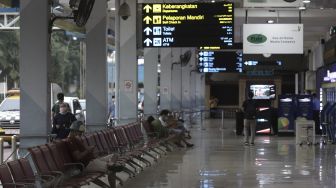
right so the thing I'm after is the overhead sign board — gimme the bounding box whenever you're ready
[244,0,303,8]
[198,50,243,73]
[142,3,234,49]
[243,24,303,54]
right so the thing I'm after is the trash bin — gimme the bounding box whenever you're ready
[236,110,244,135]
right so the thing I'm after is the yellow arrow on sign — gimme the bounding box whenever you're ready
[143,16,152,24]
[143,4,152,13]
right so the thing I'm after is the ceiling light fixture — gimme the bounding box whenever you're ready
[267,19,274,24]
[302,0,311,3]
[298,6,306,10]
[263,53,272,58]
[211,0,215,3]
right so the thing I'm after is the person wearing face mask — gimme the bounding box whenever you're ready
[52,103,77,139]
[52,93,70,118]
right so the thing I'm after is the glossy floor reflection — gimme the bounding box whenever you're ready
[122,119,336,188]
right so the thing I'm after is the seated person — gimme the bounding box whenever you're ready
[66,121,119,173]
[67,121,101,172]
[157,110,194,148]
[146,116,156,134]
[52,103,77,139]
[149,115,169,139]
[167,115,191,139]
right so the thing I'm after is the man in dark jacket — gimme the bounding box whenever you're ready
[52,103,76,139]
[242,92,258,146]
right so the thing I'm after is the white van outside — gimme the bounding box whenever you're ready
[62,97,86,122]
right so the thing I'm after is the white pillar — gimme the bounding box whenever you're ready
[144,48,159,116]
[19,0,51,148]
[85,0,108,131]
[160,48,172,110]
[200,74,206,109]
[190,71,198,109]
[195,74,203,109]
[171,48,182,111]
[116,0,138,124]
[181,48,196,110]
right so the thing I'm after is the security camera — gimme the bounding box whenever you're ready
[121,15,129,20]
[119,2,130,20]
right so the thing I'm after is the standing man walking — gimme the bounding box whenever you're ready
[242,92,258,146]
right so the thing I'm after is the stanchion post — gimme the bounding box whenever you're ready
[200,110,205,130]
[221,109,224,130]
[0,137,3,163]
[11,135,17,160]
[189,111,193,128]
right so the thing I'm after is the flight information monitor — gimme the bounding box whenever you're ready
[142,3,234,49]
[198,51,243,73]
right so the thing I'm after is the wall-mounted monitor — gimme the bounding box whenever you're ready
[198,50,243,73]
[250,84,276,100]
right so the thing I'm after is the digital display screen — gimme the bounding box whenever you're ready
[142,3,234,49]
[250,85,276,100]
[198,51,243,73]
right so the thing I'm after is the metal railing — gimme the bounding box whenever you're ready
[108,107,231,131]
[107,117,139,128]
[0,133,57,164]
[0,135,18,164]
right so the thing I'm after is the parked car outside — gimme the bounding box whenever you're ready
[78,99,86,121]
[0,93,85,145]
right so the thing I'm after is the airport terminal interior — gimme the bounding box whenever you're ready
[1,0,336,187]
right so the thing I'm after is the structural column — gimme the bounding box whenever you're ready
[143,48,159,116]
[19,0,51,148]
[86,0,108,131]
[171,48,182,111]
[181,48,196,110]
[195,74,203,109]
[189,70,198,109]
[159,48,172,110]
[115,0,138,124]
[295,73,299,94]
[200,74,206,109]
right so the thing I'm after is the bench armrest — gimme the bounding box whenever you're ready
[64,162,85,171]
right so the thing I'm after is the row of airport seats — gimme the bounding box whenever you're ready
[0,121,177,188]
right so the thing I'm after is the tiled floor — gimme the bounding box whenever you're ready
[119,119,336,188]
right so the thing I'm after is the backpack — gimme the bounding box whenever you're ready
[244,100,257,119]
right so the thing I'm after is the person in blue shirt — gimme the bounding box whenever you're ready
[312,93,321,135]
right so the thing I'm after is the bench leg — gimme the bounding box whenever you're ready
[150,148,162,157]
[122,165,136,177]
[115,175,124,186]
[160,142,173,151]
[92,178,110,188]
[134,156,151,167]
[128,160,144,171]
[143,150,158,162]
[155,147,167,155]
[107,171,117,188]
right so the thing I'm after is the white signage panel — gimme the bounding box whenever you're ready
[243,24,303,54]
[244,0,303,8]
